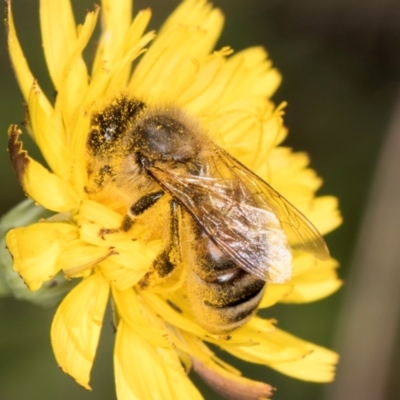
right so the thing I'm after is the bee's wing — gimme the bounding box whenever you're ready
[147,149,329,281]
[214,148,330,261]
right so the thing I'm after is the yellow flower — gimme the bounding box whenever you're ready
[4,0,342,398]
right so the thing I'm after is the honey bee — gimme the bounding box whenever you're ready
[86,94,329,334]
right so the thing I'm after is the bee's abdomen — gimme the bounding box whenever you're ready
[187,239,266,334]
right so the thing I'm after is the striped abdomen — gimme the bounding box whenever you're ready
[186,233,266,334]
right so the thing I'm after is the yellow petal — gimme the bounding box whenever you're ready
[174,48,230,109]
[51,274,109,389]
[92,0,133,86]
[285,276,342,303]
[259,283,294,308]
[112,287,171,347]
[78,201,136,249]
[28,81,69,179]
[55,6,99,125]
[270,344,338,382]
[128,26,206,101]
[114,320,203,400]
[107,11,155,91]
[306,196,342,236]
[6,222,78,290]
[124,9,152,52]
[68,107,90,195]
[222,318,313,364]
[281,255,342,303]
[77,200,163,271]
[84,8,154,108]
[159,0,223,52]
[212,98,285,173]
[269,148,322,207]
[58,239,116,278]
[99,259,145,290]
[40,0,77,89]
[84,33,154,109]
[180,330,241,371]
[229,47,281,98]
[5,0,52,114]
[222,320,338,382]
[7,125,80,212]
[184,49,275,115]
[128,0,224,101]
[140,291,210,338]
[79,219,161,270]
[267,149,342,240]
[101,0,132,53]
[77,199,123,230]
[112,288,192,355]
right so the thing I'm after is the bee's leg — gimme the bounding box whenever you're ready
[139,199,182,289]
[100,191,165,237]
[123,190,165,231]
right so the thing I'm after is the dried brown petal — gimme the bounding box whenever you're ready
[7,124,29,185]
[192,357,275,400]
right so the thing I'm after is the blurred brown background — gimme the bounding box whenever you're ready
[1,0,400,399]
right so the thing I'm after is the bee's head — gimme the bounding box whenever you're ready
[87,97,207,175]
[131,109,202,162]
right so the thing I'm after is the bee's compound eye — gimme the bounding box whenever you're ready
[135,114,198,161]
